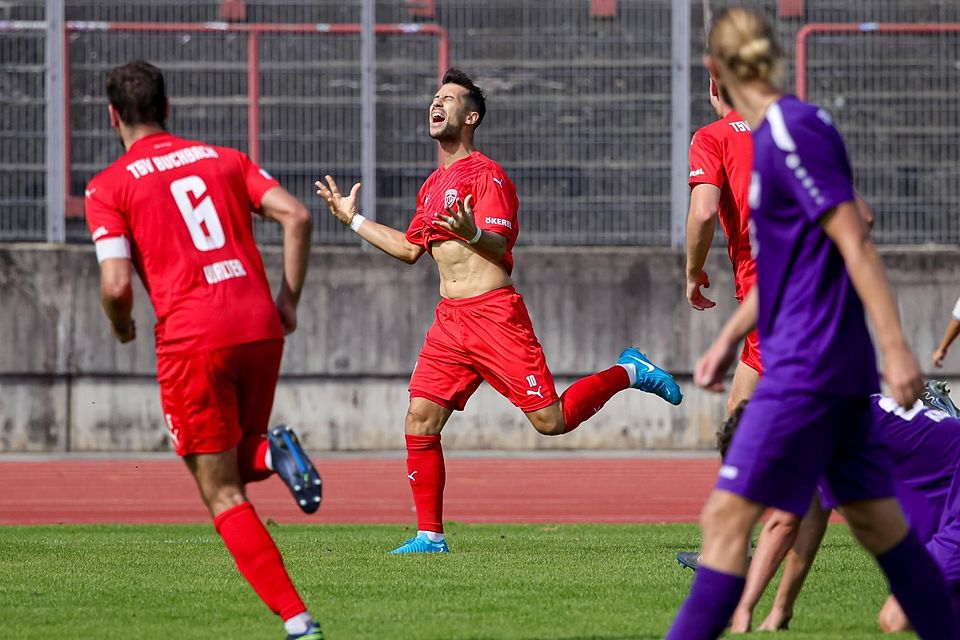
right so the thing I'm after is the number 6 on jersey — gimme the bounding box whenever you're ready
[171,175,225,251]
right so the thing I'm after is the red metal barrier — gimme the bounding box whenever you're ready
[63,21,450,217]
[796,22,960,100]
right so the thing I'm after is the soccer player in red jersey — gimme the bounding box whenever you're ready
[316,68,682,554]
[85,61,323,640]
[685,77,760,414]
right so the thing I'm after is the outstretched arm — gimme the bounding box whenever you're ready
[685,183,721,310]
[260,185,312,334]
[933,298,960,367]
[432,195,507,265]
[822,201,923,408]
[316,175,424,264]
[759,497,831,631]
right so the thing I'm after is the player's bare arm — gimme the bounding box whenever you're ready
[695,286,758,391]
[316,175,424,264]
[933,305,960,367]
[821,201,923,408]
[260,186,312,335]
[432,194,507,264]
[685,183,721,310]
[98,257,136,343]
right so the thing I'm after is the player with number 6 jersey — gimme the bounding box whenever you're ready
[85,60,324,640]
[85,120,284,356]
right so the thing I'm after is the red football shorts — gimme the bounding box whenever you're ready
[409,286,559,413]
[741,329,763,374]
[156,339,283,456]
[735,267,764,375]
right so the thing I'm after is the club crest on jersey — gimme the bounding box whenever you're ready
[444,188,459,209]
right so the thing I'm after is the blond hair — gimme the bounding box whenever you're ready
[707,7,783,87]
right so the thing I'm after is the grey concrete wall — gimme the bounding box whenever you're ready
[1,244,959,452]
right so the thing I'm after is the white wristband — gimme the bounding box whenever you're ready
[349,213,366,232]
[467,226,482,245]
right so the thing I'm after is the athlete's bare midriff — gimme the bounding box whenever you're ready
[432,239,512,299]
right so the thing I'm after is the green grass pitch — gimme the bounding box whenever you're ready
[0,523,911,639]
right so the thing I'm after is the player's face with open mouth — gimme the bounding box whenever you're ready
[429,83,468,141]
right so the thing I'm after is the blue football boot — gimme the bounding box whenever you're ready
[676,551,700,571]
[269,425,322,514]
[388,532,450,554]
[285,623,324,640]
[922,380,960,418]
[617,347,683,405]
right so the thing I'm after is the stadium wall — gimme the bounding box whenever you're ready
[1,244,958,452]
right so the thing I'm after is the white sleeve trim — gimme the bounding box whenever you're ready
[953,295,960,322]
[95,236,131,263]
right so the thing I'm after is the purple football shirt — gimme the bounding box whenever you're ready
[874,395,960,542]
[750,95,878,394]
[818,395,960,541]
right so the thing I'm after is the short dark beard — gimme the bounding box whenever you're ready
[429,121,460,142]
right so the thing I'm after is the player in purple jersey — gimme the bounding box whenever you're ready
[713,384,960,633]
[665,8,958,639]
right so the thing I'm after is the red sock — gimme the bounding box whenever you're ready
[237,436,272,484]
[405,434,445,533]
[560,365,630,433]
[213,502,306,620]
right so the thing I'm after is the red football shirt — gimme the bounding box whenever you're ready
[85,132,284,355]
[689,110,755,300]
[405,150,520,274]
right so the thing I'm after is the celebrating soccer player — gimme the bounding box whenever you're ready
[686,77,759,414]
[316,68,682,554]
[665,8,958,639]
[86,61,324,640]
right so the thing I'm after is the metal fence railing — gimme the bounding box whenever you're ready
[3,0,960,246]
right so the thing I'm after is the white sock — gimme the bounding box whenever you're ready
[284,612,313,635]
[420,530,445,543]
[264,446,273,471]
[617,362,637,386]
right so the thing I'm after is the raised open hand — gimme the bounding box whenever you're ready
[315,175,361,227]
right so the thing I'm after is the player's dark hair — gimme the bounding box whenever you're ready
[717,400,748,460]
[106,60,167,128]
[442,67,486,127]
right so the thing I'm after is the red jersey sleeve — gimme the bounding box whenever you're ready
[85,177,133,262]
[238,152,281,210]
[689,127,724,189]
[405,180,429,248]
[472,170,518,244]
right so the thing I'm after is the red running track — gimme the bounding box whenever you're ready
[0,456,719,525]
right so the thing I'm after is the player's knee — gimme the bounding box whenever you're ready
[878,596,910,633]
[526,406,565,435]
[767,509,801,536]
[529,414,564,436]
[405,405,443,436]
[700,493,755,541]
[842,499,908,555]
